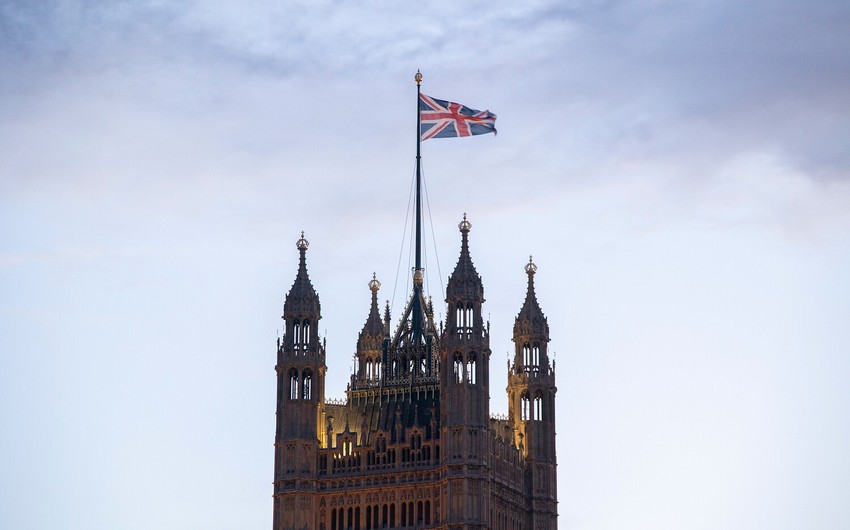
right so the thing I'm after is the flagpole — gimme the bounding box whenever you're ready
[412,70,424,343]
[414,70,423,275]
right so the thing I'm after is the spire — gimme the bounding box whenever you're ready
[446,213,484,302]
[283,231,321,319]
[383,300,392,337]
[357,273,385,350]
[514,256,548,339]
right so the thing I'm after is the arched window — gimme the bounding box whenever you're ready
[466,353,477,384]
[453,353,463,383]
[521,392,530,421]
[341,437,353,457]
[534,393,543,420]
[456,302,474,337]
[289,368,299,400]
[302,369,313,400]
[293,320,311,352]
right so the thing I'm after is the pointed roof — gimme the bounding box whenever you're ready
[357,273,385,351]
[283,232,321,319]
[446,213,484,302]
[514,256,549,339]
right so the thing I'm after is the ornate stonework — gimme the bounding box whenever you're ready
[272,217,557,530]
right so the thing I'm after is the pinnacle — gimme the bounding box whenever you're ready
[514,258,548,340]
[358,273,385,349]
[283,232,321,319]
[446,213,484,302]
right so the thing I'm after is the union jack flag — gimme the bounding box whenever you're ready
[419,93,497,141]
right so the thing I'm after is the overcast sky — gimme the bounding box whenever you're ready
[2,1,849,529]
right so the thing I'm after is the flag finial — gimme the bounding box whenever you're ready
[415,70,422,86]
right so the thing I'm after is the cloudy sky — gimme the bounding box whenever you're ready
[2,1,849,529]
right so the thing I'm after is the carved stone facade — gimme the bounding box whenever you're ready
[273,217,557,530]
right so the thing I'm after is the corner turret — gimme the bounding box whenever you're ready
[355,274,385,385]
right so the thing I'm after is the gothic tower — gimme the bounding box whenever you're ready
[440,214,492,528]
[507,257,557,530]
[269,222,558,530]
[273,232,326,530]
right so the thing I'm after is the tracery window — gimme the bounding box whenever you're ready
[302,369,313,400]
[456,302,474,337]
[293,319,311,351]
[521,392,530,421]
[341,437,353,456]
[466,353,477,384]
[289,368,299,400]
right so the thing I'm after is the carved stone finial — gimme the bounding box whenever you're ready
[525,255,537,275]
[296,231,309,252]
[458,212,471,233]
[368,272,381,293]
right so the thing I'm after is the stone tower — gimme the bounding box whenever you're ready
[270,217,558,530]
[439,215,492,528]
[507,257,558,530]
[273,232,326,530]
